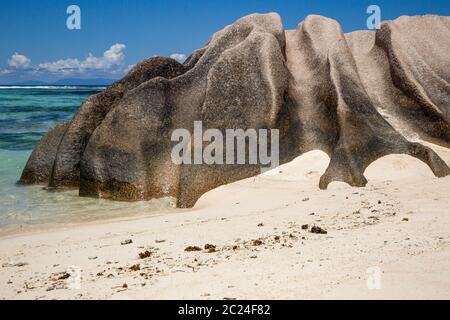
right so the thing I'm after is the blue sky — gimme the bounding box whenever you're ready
[0,0,449,83]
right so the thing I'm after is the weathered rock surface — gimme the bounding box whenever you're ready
[20,13,450,207]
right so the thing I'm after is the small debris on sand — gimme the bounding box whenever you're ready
[121,239,133,245]
[122,283,128,289]
[138,250,152,259]
[402,218,409,222]
[185,246,202,252]
[302,198,310,202]
[54,272,70,280]
[310,226,327,234]
[252,240,263,246]
[204,244,217,253]
[301,224,309,230]
[129,264,141,271]
[232,245,240,250]
[88,256,98,260]
[2,262,29,268]
[25,282,36,290]
[155,239,166,243]
[257,223,264,227]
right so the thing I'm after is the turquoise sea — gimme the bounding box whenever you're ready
[0,86,172,231]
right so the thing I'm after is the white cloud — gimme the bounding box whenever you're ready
[0,69,12,75]
[82,43,126,69]
[0,44,131,81]
[124,64,135,73]
[37,58,81,73]
[8,53,31,69]
[37,43,127,74]
[170,53,187,63]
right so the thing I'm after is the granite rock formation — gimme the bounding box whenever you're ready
[21,13,450,207]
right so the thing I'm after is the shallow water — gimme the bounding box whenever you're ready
[0,87,174,231]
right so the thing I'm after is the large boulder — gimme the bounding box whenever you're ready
[20,121,70,184]
[21,13,450,208]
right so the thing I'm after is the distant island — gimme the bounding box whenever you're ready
[2,78,118,86]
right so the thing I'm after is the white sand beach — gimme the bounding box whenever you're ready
[0,144,449,300]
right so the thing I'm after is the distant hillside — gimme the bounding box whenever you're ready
[6,78,117,86]
[52,78,117,86]
[7,80,48,86]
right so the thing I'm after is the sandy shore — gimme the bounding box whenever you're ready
[1,146,449,300]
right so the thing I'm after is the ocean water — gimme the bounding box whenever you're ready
[0,86,174,231]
